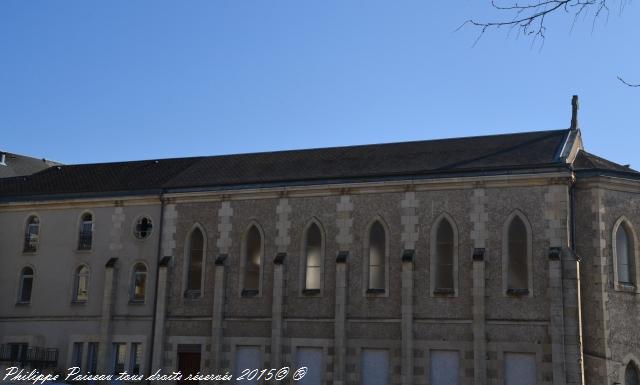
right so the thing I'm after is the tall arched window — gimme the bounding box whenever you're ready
[304,222,323,291]
[18,267,34,303]
[434,218,455,294]
[73,265,90,302]
[186,228,204,295]
[23,215,40,252]
[627,362,640,385]
[243,225,262,295]
[616,223,636,286]
[78,213,93,250]
[131,263,147,302]
[504,213,531,295]
[368,221,386,292]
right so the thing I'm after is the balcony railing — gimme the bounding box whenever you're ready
[77,232,93,250]
[0,346,58,366]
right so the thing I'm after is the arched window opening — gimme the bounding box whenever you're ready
[18,267,34,303]
[78,213,93,250]
[626,362,640,385]
[368,221,386,291]
[617,224,636,286]
[131,263,147,302]
[23,216,40,252]
[507,215,529,294]
[243,225,262,295]
[186,228,204,294]
[304,223,322,291]
[74,265,90,302]
[434,219,454,294]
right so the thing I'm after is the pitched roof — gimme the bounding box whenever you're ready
[0,151,58,178]
[0,129,575,199]
[573,150,639,174]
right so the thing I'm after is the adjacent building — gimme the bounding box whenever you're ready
[1,98,639,385]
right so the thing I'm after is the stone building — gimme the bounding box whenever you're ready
[1,98,639,385]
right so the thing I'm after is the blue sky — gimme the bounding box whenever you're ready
[1,1,638,166]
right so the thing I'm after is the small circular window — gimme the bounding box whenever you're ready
[134,216,153,239]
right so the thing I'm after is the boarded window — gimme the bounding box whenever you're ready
[305,223,322,290]
[430,350,459,385]
[131,264,147,301]
[504,353,536,385]
[74,265,90,302]
[368,222,386,290]
[244,226,262,292]
[617,224,635,285]
[295,347,323,385]
[187,228,204,292]
[435,219,455,292]
[235,346,261,385]
[361,349,388,385]
[507,216,529,291]
[626,362,640,385]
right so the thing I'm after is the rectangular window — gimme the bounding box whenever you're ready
[130,343,142,375]
[361,349,388,385]
[87,343,98,374]
[429,350,459,385]
[234,346,261,385]
[504,352,536,385]
[112,343,126,374]
[295,347,323,385]
[72,342,84,370]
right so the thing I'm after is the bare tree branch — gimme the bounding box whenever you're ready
[618,76,640,87]
[460,0,636,86]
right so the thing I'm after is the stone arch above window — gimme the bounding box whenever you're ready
[430,213,458,297]
[241,222,263,297]
[502,210,533,296]
[613,217,639,292]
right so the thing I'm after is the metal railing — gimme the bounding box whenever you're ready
[77,232,93,250]
[0,346,58,365]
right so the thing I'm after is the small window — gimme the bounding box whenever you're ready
[78,213,93,250]
[87,342,99,374]
[367,221,386,291]
[626,361,640,385]
[616,223,636,286]
[434,218,455,294]
[23,216,39,252]
[112,343,126,374]
[506,215,529,294]
[134,217,153,239]
[304,223,323,291]
[242,225,262,295]
[131,263,147,302]
[74,265,90,302]
[72,342,84,370]
[186,228,204,295]
[18,267,34,303]
[130,343,142,375]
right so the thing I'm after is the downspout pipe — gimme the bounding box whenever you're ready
[148,194,166,375]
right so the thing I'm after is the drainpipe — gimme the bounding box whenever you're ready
[148,193,166,376]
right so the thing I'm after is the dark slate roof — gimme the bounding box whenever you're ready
[573,150,639,174]
[0,151,58,178]
[0,129,573,199]
[165,129,570,189]
[0,157,202,197]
